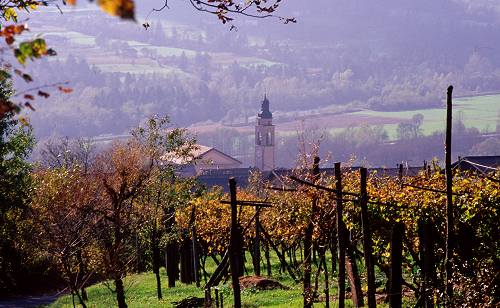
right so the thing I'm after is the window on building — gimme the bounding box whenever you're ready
[266,131,272,145]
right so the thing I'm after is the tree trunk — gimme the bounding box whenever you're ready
[114,276,127,308]
[152,227,162,299]
[81,288,88,303]
[165,203,179,288]
[180,237,194,284]
[166,242,179,287]
[77,250,88,302]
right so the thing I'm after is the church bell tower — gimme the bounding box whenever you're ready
[255,94,275,171]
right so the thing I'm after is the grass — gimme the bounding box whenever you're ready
[49,271,202,308]
[47,250,378,307]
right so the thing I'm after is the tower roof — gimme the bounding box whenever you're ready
[258,94,272,119]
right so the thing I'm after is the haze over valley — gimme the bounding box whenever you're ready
[18,0,500,166]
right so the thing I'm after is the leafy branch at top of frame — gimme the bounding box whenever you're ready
[187,0,295,25]
[0,1,71,119]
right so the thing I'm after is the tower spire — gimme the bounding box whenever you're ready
[258,93,272,119]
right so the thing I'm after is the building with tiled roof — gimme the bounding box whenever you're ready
[162,144,243,176]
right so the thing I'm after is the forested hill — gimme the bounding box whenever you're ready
[20,0,500,138]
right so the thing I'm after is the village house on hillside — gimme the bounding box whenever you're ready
[162,144,243,176]
[162,94,275,179]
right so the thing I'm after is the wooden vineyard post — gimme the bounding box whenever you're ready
[253,206,261,276]
[323,255,330,308]
[445,85,454,304]
[303,156,320,308]
[265,241,272,276]
[290,168,362,306]
[228,178,242,308]
[191,205,200,287]
[389,222,404,308]
[345,250,363,307]
[335,162,346,308]
[204,288,212,308]
[398,164,404,187]
[419,220,435,308]
[360,167,376,308]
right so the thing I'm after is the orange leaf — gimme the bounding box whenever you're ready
[98,0,135,20]
[58,86,73,93]
[5,36,14,45]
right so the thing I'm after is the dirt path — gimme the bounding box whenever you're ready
[0,295,58,307]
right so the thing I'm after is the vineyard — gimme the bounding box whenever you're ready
[42,152,500,308]
[2,90,499,308]
[172,161,499,307]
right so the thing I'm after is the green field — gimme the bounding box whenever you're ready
[193,93,500,142]
[32,23,280,77]
[352,94,500,139]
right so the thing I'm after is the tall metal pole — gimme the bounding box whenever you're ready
[335,162,346,308]
[229,178,241,308]
[445,85,454,303]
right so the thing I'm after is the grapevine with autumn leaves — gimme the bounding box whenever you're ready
[174,167,498,305]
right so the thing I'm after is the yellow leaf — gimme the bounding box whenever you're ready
[18,116,29,125]
[4,8,17,22]
[97,0,135,20]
